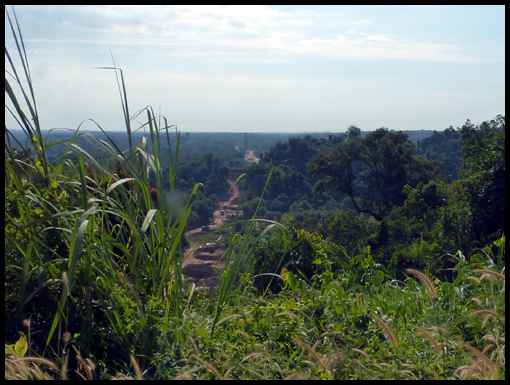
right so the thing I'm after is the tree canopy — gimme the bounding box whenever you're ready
[308,128,441,220]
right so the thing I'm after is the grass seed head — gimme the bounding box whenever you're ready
[473,269,505,280]
[415,326,443,355]
[405,268,437,298]
[464,343,499,380]
[372,314,398,348]
[294,337,326,370]
[275,311,299,320]
[130,355,144,380]
[469,309,500,318]
[351,348,369,358]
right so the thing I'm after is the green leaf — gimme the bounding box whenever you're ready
[105,177,136,195]
[14,333,28,358]
[371,270,384,286]
[46,206,98,349]
[323,281,335,295]
[338,259,351,270]
[351,254,364,266]
[141,209,158,234]
[321,369,334,380]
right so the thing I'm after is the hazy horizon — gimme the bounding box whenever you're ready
[7,127,441,135]
[5,5,505,133]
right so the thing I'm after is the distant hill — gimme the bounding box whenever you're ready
[6,128,435,164]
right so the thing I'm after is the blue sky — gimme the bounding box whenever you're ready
[5,5,505,133]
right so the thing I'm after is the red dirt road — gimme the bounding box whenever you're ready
[181,151,258,289]
[244,150,260,164]
[181,179,240,289]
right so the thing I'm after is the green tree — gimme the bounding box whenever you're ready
[459,117,505,241]
[318,210,371,256]
[347,125,361,139]
[193,192,212,223]
[308,128,440,220]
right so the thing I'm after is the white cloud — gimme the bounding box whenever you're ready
[15,5,494,64]
[295,9,315,14]
[86,4,293,36]
[353,19,371,25]
[285,33,491,63]
[6,5,504,133]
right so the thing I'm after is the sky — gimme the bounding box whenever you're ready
[5,5,505,133]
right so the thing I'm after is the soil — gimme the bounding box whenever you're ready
[244,149,260,164]
[181,150,259,290]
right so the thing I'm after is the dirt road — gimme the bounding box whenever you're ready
[181,178,241,289]
[181,151,257,289]
[244,149,260,164]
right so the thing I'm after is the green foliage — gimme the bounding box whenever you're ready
[146,236,505,380]
[415,126,463,180]
[5,10,199,375]
[390,239,443,278]
[251,226,345,294]
[308,128,441,220]
[6,333,28,358]
[459,117,505,243]
[361,118,504,280]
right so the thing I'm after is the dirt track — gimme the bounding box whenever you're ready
[181,177,240,289]
[244,150,260,164]
[181,150,259,289]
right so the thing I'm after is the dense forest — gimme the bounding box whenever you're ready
[248,117,505,289]
[8,127,439,228]
[5,14,505,380]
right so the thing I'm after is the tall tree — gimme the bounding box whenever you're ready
[459,116,505,240]
[347,125,361,139]
[308,128,441,220]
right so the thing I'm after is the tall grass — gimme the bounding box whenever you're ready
[5,5,200,372]
[5,6,288,376]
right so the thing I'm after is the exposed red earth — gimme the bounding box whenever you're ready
[243,149,260,164]
[181,150,259,289]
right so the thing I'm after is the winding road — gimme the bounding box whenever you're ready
[181,177,240,289]
[181,150,259,289]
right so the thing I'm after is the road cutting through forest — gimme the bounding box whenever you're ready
[182,150,259,289]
